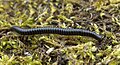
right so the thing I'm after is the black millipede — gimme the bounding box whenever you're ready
[11,26,103,41]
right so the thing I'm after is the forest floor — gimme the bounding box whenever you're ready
[0,0,120,65]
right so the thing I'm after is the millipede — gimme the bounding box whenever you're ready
[11,26,103,41]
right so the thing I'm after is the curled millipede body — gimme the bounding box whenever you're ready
[11,26,103,41]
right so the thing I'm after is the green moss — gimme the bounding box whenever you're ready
[0,0,119,65]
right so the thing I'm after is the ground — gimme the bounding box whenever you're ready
[0,0,120,65]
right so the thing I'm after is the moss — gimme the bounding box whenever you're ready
[0,0,120,65]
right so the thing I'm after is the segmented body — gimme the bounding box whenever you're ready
[11,26,103,41]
